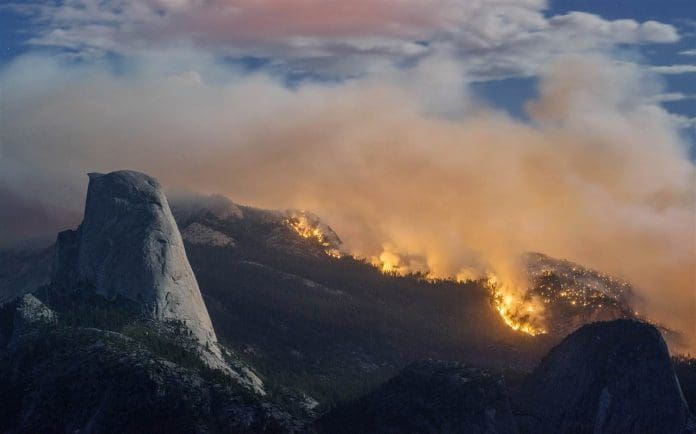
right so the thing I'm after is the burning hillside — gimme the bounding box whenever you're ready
[170,193,668,343]
[485,253,638,337]
[366,245,639,338]
[486,274,547,336]
[285,211,345,259]
[523,252,637,337]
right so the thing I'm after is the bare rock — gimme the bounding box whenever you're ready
[182,222,236,247]
[53,171,221,361]
[9,294,56,344]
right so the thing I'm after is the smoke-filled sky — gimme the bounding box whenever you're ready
[1,1,695,348]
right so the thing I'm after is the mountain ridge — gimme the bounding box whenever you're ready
[0,173,693,433]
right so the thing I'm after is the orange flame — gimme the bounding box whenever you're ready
[287,215,343,258]
[486,274,546,336]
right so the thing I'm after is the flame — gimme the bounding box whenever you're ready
[371,243,430,276]
[486,274,547,336]
[455,267,480,283]
[373,247,403,273]
[287,215,343,258]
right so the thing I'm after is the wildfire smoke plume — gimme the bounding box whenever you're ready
[2,54,694,350]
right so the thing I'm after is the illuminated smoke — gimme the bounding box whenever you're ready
[1,54,694,350]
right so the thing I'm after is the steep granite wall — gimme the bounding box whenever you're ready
[54,171,219,352]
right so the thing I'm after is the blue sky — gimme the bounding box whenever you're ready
[471,1,696,139]
[549,0,696,116]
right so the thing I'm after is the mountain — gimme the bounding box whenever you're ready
[0,172,693,432]
[54,171,219,353]
[48,171,268,385]
[0,295,297,434]
[315,320,695,434]
[170,193,345,260]
[171,193,653,343]
[513,319,693,433]
[314,360,518,433]
[168,193,545,409]
[0,171,300,433]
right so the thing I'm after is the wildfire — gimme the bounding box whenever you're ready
[486,274,546,336]
[373,247,404,274]
[286,214,343,258]
[289,218,548,337]
[371,244,430,276]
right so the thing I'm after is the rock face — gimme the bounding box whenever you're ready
[8,294,56,345]
[315,360,518,434]
[13,294,55,326]
[513,319,691,434]
[53,171,218,353]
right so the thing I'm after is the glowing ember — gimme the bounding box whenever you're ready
[486,274,547,336]
[287,214,343,258]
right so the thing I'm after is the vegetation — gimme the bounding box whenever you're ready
[673,355,696,411]
[0,302,16,345]
[0,324,294,433]
[178,212,546,413]
[31,283,225,376]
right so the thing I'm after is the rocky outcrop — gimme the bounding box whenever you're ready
[513,319,691,434]
[181,222,236,247]
[315,360,518,433]
[52,171,220,361]
[9,294,56,345]
[14,294,55,325]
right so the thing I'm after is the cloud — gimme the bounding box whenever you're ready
[1,52,694,351]
[647,92,695,103]
[0,181,81,249]
[680,49,696,56]
[650,64,696,74]
[670,114,696,129]
[14,0,680,80]
[547,13,678,44]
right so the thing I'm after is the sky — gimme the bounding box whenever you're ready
[0,0,696,125]
[0,1,695,349]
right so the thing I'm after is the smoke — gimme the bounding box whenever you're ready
[0,186,80,248]
[1,53,694,350]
